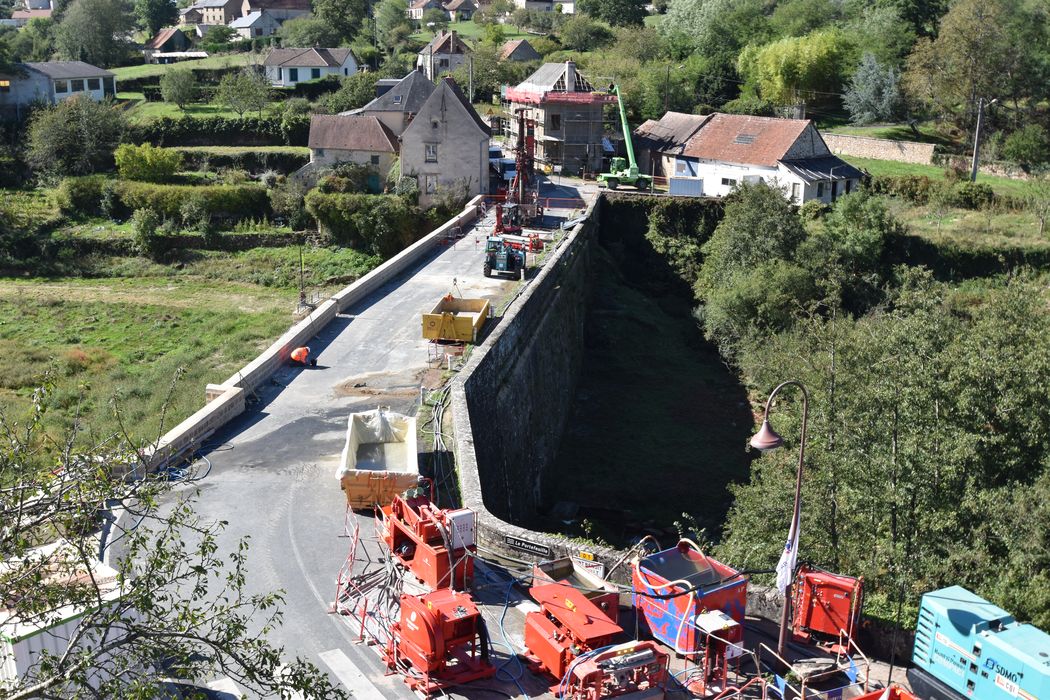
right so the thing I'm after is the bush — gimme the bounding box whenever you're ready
[798,199,830,221]
[304,191,422,257]
[114,180,270,221]
[115,143,184,183]
[130,115,306,147]
[867,175,940,205]
[1002,124,1050,170]
[720,96,777,117]
[269,180,313,230]
[55,175,106,215]
[934,181,996,210]
[131,207,165,260]
[175,148,309,174]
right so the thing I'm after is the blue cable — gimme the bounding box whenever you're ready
[490,576,532,700]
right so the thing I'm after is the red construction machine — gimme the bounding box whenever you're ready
[562,641,669,700]
[684,610,744,697]
[525,581,667,698]
[383,588,496,695]
[790,564,863,654]
[379,492,476,590]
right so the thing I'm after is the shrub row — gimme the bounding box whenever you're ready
[867,175,1020,211]
[175,147,309,174]
[303,190,422,257]
[141,85,220,103]
[129,115,309,147]
[119,65,246,92]
[55,176,270,221]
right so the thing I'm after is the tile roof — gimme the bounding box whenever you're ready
[779,156,864,183]
[681,113,811,167]
[24,61,114,79]
[263,47,357,68]
[308,114,398,152]
[443,0,477,10]
[499,38,540,61]
[11,8,51,18]
[145,27,184,49]
[356,70,435,114]
[633,111,709,154]
[422,30,471,56]
[229,9,270,26]
[192,0,234,8]
[244,0,310,9]
[409,0,442,9]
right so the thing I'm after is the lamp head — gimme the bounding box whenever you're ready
[750,419,784,452]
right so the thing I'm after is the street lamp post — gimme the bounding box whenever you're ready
[749,380,809,660]
[970,97,998,182]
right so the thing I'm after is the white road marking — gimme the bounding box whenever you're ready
[206,676,243,697]
[319,648,389,700]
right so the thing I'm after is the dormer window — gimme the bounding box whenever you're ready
[393,95,403,104]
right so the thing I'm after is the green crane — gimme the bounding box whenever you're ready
[597,85,652,190]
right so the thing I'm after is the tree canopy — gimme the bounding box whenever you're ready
[55,0,135,66]
[27,95,126,179]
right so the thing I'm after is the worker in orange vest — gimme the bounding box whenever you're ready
[290,346,317,367]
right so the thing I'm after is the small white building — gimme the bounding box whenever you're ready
[263,47,359,87]
[635,112,863,203]
[0,61,116,119]
[229,9,280,38]
[416,30,471,81]
[406,0,443,20]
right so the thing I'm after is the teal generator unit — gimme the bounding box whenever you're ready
[909,585,1050,700]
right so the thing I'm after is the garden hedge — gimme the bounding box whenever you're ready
[129,115,309,147]
[304,190,422,257]
[56,176,271,221]
[175,147,309,174]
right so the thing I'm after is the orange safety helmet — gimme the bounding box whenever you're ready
[291,346,310,363]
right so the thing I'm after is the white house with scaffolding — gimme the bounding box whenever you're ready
[503,61,616,176]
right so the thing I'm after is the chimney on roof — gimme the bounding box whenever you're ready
[565,60,576,93]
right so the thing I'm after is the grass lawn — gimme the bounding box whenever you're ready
[111,52,257,81]
[173,145,311,156]
[823,122,959,149]
[0,246,380,446]
[888,199,1050,253]
[412,19,530,42]
[123,98,249,122]
[843,156,1037,198]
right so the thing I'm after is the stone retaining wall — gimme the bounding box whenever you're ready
[451,196,630,578]
[141,196,484,469]
[823,133,936,165]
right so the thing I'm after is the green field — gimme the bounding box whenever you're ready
[111,53,258,81]
[0,246,379,444]
[843,156,1036,198]
[412,19,530,42]
[118,92,249,122]
[824,122,958,149]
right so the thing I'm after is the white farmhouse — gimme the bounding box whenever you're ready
[0,61,116,119]
[263,48,359,87]
[635,112,863,203]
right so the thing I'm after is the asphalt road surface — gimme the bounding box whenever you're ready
[178,184,596,699]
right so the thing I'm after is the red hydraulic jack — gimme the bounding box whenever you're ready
[525,581,665,698]
[384,588,496,696]
[380,492,476,590]
[685,610,744,697]
[791,564,863,655]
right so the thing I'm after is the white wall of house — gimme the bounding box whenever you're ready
[233,14,280,38]
[267,58,356,87]
[310,147,396,174]
[416,52,467,81]
[50,76,109,103]
[665,154,857,204]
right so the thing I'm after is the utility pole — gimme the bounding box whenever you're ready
[970,97,997,182]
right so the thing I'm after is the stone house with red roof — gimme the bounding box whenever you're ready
[635,111,863,203]
[307,114,399,190]
[416,30,471,81]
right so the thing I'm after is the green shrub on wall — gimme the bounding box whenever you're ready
[130,115,308,147]
[56,176,270,221]
[115,143,184,182]
[175,148,309,174]
[304,191,422,257]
